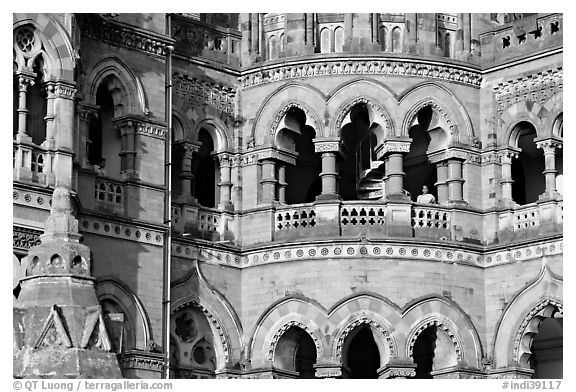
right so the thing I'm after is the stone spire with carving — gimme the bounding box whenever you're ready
[13,187,122,378]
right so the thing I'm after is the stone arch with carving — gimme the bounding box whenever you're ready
[83,56,148,117]
[13,13,76,81]
[399,82,475,145]
[542,93,563,138]
[171,263,243,370]
[251,84,326,145]
[172,105,194,142]
[192,117,232,153]
[492,263,563,369]
[248,296,329,368]
[402,296,483,368]
[96,277,153,351]
[499,101,547,147]
[328,293,403,366]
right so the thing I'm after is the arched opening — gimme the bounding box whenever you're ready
[13,75,19,139]
[277,107,321,204]
[404,106,446,202]
[273,326,317,378]
[342,324,380,379]
[511,122,545,205]
[28,56,47,146]
[412,326,436,379]
[334,27,344,52]
[392,27,402,53]
[100,298,134,353]
[553,114,563,195]
[171,305,217,379]
[530,315,563,379]
[339,102,386,200]
[379,26,388,51]
[444,33,452,57]
[171,117,185,198]
[320,28,330,53]
[194,128,219,208]
[411,324,459,379]
[89,76,122,177]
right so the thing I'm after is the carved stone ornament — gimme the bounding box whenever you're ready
[335,315,395,358]
[270,103,319,135]
[240,58,482,89]
[173,72,236,116]
[13,226,42,251]
[382,141,411,153]
[408,319,462,361]
[314,141,341,153]
[494,68,563,115]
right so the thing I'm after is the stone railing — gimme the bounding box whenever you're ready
[172,204,233,242]
[198,208,220,233]
[479,13,562,65]
[412,204,452,240]
[275,205,317,231]
[340,203,386,227]
[13,143,54,186]
[512,204,540,232]
[95,179,123,205]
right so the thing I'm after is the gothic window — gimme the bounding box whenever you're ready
[268,35,279,60]
[28,56,47,146]
[392,27,402,52]
[342,325,380,378]
[444,32,452,58]
[194,129,219,208]
[273,326,317,378]
[529,313,563,379]
[334,27,344,52]
[511,122,545,205]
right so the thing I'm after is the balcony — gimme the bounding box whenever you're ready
[13,143,55,187]
[174,198,562,248]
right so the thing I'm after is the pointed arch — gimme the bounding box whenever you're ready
[492,263,563,368]
[399,82,475,144]
[13,13,76,81]
[251,83,326,145]
[83,56,148,116]
[171,262,243,370]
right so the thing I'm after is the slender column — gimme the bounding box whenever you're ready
[179,144,199,203]
[78,104,99,168]
[371,13,379,42]
[258,13,264,56]
[536,139,562,197]
[435,160,449,205]
[116,120,137,179]
[217,153,234,210]
[260,158,277,203]
[314,139,341,201]
[16,74,34,143]
[500,149,519,204]
[463,13,471,52]
[43,82,56,149]
[447,158,466,205]
[305,13,315,50]
[277,164,287,204]
[250,13,259,54]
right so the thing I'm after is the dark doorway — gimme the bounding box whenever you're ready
[344,325,380,379]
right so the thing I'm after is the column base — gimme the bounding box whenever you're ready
[538,191,562,201]
[315,193,341,202]
[177,194,199,206]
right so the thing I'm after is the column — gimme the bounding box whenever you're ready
[277,164,287,204]
[52,82,77,187]
[447,157,466,205]
[380,139,411,201]
[260,158,277,204]
[250,13,259,55]
[536,139,562,198]
[179,143,199,204]
[116,120,137,180]
[314,139,341,201]
[16,74,34,143]
[406,13,418,53]
[500,149,519,205]
[371,13,379,43]
[78,103,99,168]
[217,153,234,210]
[305,13,315,52]
[463,13,471,53]
[43,82,56,149]
[435,161,449,205]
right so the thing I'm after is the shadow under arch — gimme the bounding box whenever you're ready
[96,276,153,351]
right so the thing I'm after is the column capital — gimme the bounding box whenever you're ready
[77,103,100,121]
[215,152,232,166]
[53,81,77,100]
[378,137,412,158]
[314,360,342,379]
[498,147,520,164]
[313,138,342,153]
[377,360,417,379]
[17,73,35,90]
[535,137,563,153]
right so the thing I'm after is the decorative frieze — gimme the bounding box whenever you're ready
[13,226,42,251]
[240,58,482,89]
[79,217,164,247]
[314,141,341,153]
[173,72,236,116]
[381,141,411,153]
[13,188,52,211]
[494,68,563,115]
[120,352,164,372]
[79,14,173,58]
[177,238,563,269]
[136,123,167,139]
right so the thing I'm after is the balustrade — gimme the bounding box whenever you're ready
[513,204,540,232]
[275,205,317,231]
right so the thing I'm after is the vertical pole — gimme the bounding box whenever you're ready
[162,13,173,380]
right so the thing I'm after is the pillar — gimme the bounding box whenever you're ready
[380,139,411,201]
[260,158,277,204]
[406,13,418,53]
[179,143,199,204]
[500,149,519,205]
[52,82,77,187]
[217,153,234,210]
[78,103,99,168]
[43,82,56,149]
[536,139,562,198]
[277,164,287,204]
[314,139,341,201]
[435,161,449,205]
[305,13,315,50]
[447,157,466,205]
[463,13,471,53]
[16,73,34,143]
[250,13,259,56]
[116,120,137,181]
[371,13,379,43]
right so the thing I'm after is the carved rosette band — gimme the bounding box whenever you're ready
[240,58,482,89]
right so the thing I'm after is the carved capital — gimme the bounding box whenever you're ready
[381,140,411,154]
[499,148,520,164]
[216,153,232,166]
[78,104,99,122]
[17,74,35,91]
[53,82,77,100]
[536,139,562,154]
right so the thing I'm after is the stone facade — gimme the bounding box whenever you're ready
[13,13,562,379]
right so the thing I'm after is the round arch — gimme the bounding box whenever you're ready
[542,93,563,138]
[95,277,153,350]
[192,117,231,153]
[499,101,547,147]
[83,56,148,116]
